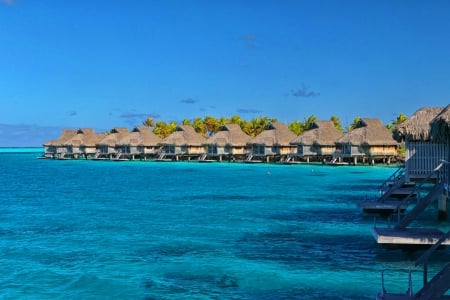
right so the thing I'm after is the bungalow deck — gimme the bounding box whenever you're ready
[387,187,418,199]
[358,200,408,214]
[376,293,450,299]
[371,227,450,248]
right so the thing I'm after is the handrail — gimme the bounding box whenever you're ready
[415,230,450,267]
[379,268,414,296]
[379,165,405,191]
[394,161,446,205]
[378,176,407,203]
[394,182,445,230]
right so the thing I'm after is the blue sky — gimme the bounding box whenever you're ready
[1,0,449,146]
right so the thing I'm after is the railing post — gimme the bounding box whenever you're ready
[381,270,386,295]
[423,261,428,287]
[407,270,413,296]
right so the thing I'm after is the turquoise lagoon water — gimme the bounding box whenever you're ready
[1,150,449,299]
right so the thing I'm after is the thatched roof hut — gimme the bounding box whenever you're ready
[291,120,343,145]
[205,124,251,146]
[118,126,161,146]
[430,105,450,143]
[65,128,107,148]
[160,125,206,146]
[394,107,444,142]
[248,122,297,146]
[97,128,130,147]
[337,118,397,146]
[43,129,78,147]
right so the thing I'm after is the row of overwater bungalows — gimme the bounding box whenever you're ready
[43,118,399,164]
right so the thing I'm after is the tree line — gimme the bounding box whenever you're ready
[142,113,408,139]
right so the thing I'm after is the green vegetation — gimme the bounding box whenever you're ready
[386,113,409,131]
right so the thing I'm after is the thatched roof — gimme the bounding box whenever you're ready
[97,127,130,146]
[291,120,343,145]
[43,129,78,146]
[248,122,297,146]
[430,105,450,143]
[64,128,107,147]
[159,125,206,146]
[205,124,251,146]
[337,118,397,146]
[394,107,444,142]
[117,126,162,146]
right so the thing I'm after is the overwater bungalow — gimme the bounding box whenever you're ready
[290,120,343,163]
[335,118,398,165]
[116,126,162,160]
[246,122,297,163]
[370,106,450,249]
[43,129,78,159]
[158,125,206,161]
[63,128,107,159]
[203,124,252,161]
[96,128,130,160]
[394,106,449,182]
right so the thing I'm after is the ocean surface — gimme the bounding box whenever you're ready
[1,149,449,299]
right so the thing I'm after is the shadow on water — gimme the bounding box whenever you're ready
[142,272,240,300]
[232,228,383,269]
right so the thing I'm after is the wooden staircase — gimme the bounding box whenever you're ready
[394,182,445,230]
[378,230,450,300]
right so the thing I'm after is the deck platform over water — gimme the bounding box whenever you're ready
[372,227,450,247]
[358,200,409,214]
[377,293,450,299]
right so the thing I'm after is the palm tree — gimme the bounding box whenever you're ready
[386,113,408,131]
[288,120,303,135]
[302,115,317,131]
[182,118,192,126]
[218,116,231,127]
[203,116,221,136]
[142,117,155,128]
[330,115,343,132]
[230,115,244,126]
[193,117,206,136]
[153,121,176,138]
[348,117,362,131]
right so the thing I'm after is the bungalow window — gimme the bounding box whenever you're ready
[254,145,265,155]
[164,145,175,154]
[208,145,218,154]
[342,144,351,155]
[297,145,303,155]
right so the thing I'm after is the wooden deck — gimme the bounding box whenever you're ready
[387,187,418,199]
[377,293,450,299]
[358,200,408,214]
[372,227,450,247]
